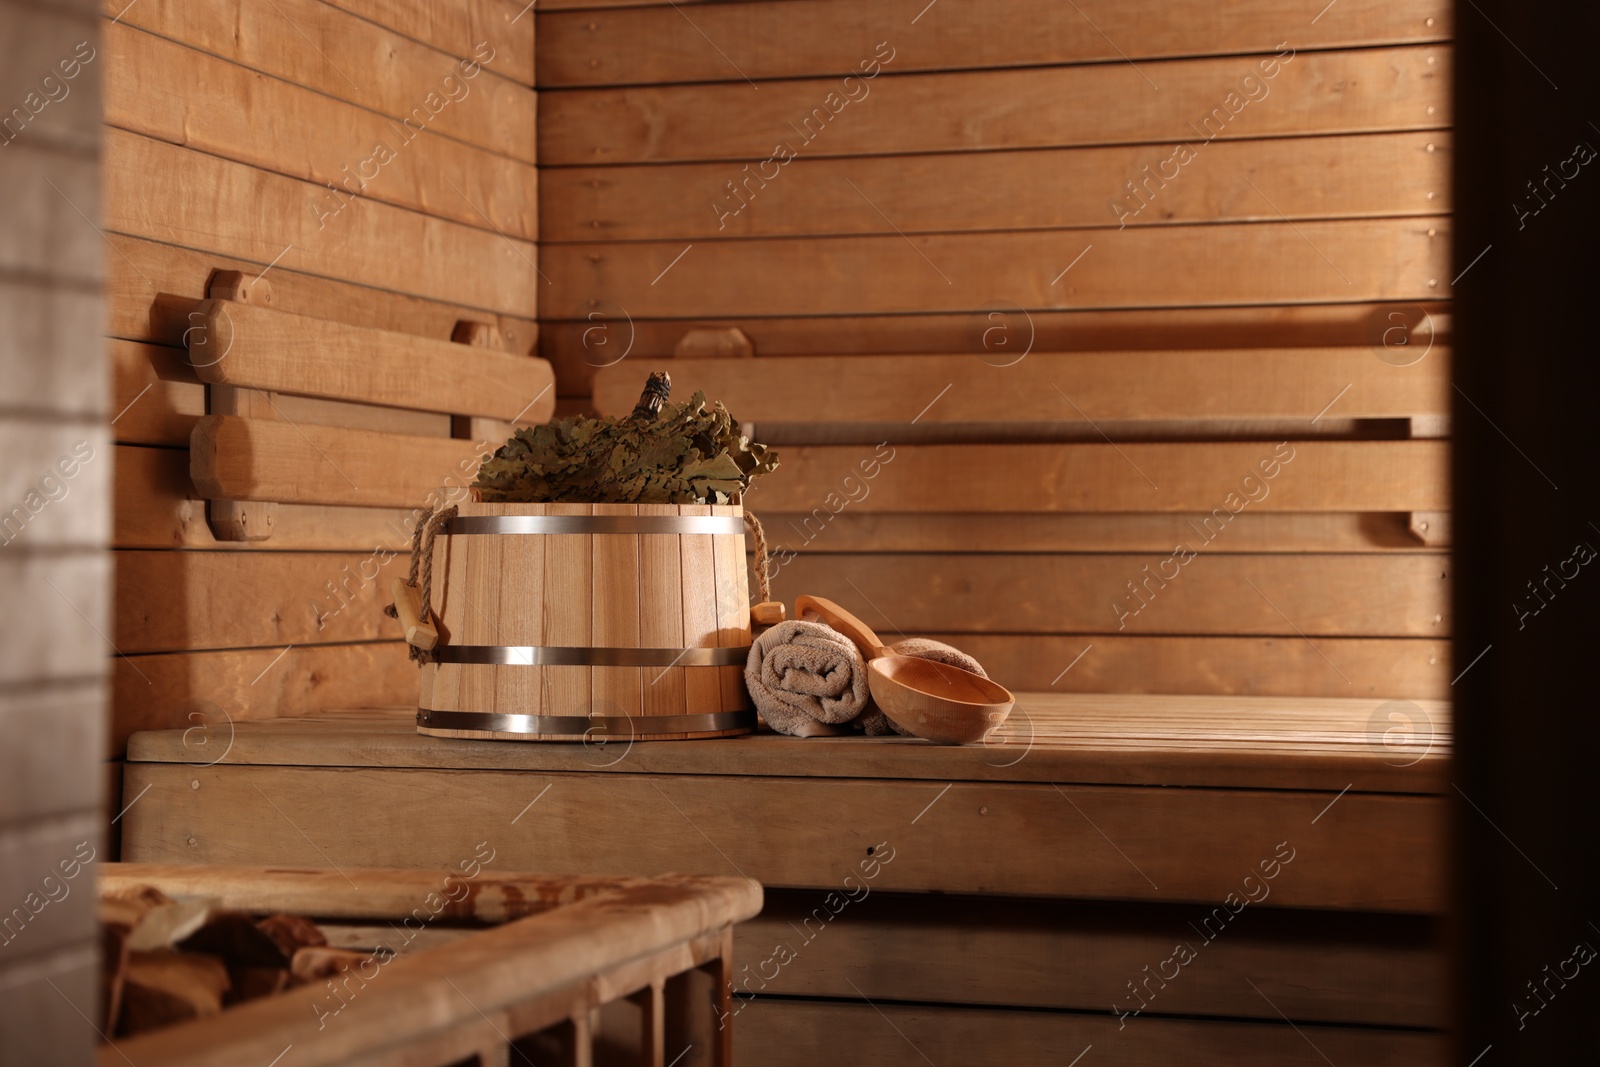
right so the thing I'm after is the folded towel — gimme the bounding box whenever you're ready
[857,638,990,737]
[744,620,871,737]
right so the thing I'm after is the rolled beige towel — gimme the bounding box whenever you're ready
[744,620,870,737]
[856,638,990,737]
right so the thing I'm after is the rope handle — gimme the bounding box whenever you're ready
[384,504,458,664]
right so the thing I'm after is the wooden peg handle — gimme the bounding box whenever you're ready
[390,578,438,651]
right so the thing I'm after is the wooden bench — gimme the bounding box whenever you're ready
[97,864,760,1067]
[121,692,1448,1065]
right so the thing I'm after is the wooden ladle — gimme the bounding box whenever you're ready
[795,595,1015,745]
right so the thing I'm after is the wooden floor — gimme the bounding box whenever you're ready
[121,693,1449,1064]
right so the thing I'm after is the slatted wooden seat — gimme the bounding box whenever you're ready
[121,694,1449,1064]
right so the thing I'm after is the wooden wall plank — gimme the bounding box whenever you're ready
[103,23,538,240]
[111,642,414,757]
[751,512,1445,554]
[914,634,1448,698]
[767,553,1448,637]
[0,140,100,284]
[120,764,1446,909]
[105,235,536,356]
[111,340,452,448]
[104,0,538,164]
[539,46,1448,164]
[189,416,494,509]
[186,301,555,421]
[541,301,1449,397]
[115,550,403,653]
[543,219,1448,319]
[733,1000,1440,1067]
[103,128,540,316]
[740,890,1443,1026]
[0,683,106,826]
[113,445,422,551]
[752,441,1448,513]
[323,0,536,86]
[594,349,1449,423]
[543,131,1450,241]
[538,0,1450,86]
[0,552,110,686]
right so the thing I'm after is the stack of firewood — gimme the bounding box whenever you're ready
[99,884,377,1038]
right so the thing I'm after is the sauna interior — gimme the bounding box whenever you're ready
[3,0,1594,1063]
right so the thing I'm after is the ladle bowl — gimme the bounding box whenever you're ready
[795,595,1015,745]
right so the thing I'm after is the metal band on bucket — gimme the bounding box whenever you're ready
[430,644,750,667]
[444,515,745,536]
[416,708,755,734]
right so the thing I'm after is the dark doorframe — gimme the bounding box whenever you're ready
[1453,0,1600,1061]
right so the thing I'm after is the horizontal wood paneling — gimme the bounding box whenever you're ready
[734,999,1440,1066]
[922,633,1448,697]
[771,553,1448,637]
[115,551,403,653]
[741,890,1443,1025]
[0,550,110,686]
[111,641,413,756]
[594,349,1449,423]
[189,416,492,509]
[753,512,1445,553]
[538,0,1450,86]
[0,140,100,284]
[753,441,1448,513]
[113,445,425,551]
[103,128,540,315]
[185,301,555,420]
[111,340,453,448]
[543,131,1450,241]
[103,23,539,240]
[540,46,1448,164]
[542,301,1449,395]
[324,0,536,86]
[544,219,1448,319]
[105,235,537,355]
[103,0,538,163]
[121,763,1446,909]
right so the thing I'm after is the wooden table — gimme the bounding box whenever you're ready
[122,693,1450,1066]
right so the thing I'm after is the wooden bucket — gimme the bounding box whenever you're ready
[416,502,754,741]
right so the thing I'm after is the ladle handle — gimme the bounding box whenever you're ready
[794,595,893,660]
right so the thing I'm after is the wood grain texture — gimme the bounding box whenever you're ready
[125,696,1450,793]
[321,0,536,86]
[111,341,452,448]
[119,761,1445,909]
[539,46,1448,164]
[540,503,592,717]
[95,866,757,1067]
[919,633,1449,699]
[739,889,1443,1025]
[113,445,423,551]
[189,416,493,509]
[751,512,1446,554]
[104,129,540,315]
[0,683,106,824]
[543,219,1449,319]
[544,132,1451,240]
[114,550,402,653]
[103,0,538,163]
[184,300,555,420]
[767,552,1450,637]
[104,235,536,356]
[594,349,1448,423]
[750,441,1448,513]
[103,23,538,239]
[110,643,413,757]
[540,301,1448,393]
[732,1000,1440,1066]
[538,0,1450,85]
[592,504,644,716]
[679,505,726,716]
